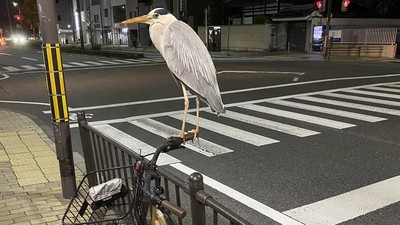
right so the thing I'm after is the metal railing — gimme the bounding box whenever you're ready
[77,111,252,225]
[340,28,398,45]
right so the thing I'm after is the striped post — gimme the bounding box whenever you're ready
[42,43,69,123]
[37,0,76,198]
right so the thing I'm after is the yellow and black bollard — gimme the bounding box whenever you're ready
[37,0,76,198]
[43,43,69,123]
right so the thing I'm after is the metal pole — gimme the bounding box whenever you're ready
[76,0,85,49]
[323,0,332,59]
[6,0,13,36]
[227,17,230,55]
[189,172,206,225]
[36,0,76,199]
[205,6,208,48]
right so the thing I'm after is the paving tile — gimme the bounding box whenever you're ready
[14,170,44,179]
[13,164,41,172]
[29,146,53,152]
[4,147,30,154]
[8,152,34,161]
[18,176,48,186]
[10,158,37,166]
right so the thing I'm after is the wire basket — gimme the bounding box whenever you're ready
[62,165,136,225]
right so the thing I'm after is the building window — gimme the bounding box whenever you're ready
[94,14,99,23]
[113,5,126,23]
[58,15,61,21]
[104,9,108,17]
[91,0,100,5]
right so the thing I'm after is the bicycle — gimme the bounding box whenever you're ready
[62,134,193,225]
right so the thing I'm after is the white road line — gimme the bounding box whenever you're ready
[36,64,45,67]
[83,61,106,66]
[92,124,180,166]
[112,59,135,63]
[68,62,90,67]
[223,110,320,137]
[239,104,356,129]
[270,99,386,122]
[0,73,10,81]
[21,57,38,61]
[284,175,400,225]
[171,163,303,225]
[169,114,279,146]
[21,65,39,70]
[129,119,233,156]
[364,86,400,94]
[295,96,400,116]
[3,66,20,72]
[0,53,11,56]
[343,89,400,99]
[0,100,49,106]
[384,83,400,88]
[321,92,400,107]
[99,60,120,65]
[62,64,74,68]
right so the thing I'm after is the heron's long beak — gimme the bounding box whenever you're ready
[122,15,150,24]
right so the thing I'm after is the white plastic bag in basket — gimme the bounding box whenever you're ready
[89,178,123,202]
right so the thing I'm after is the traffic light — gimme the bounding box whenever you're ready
[14,15,22,21]
[315,0,326,12]
[341,0,351,12]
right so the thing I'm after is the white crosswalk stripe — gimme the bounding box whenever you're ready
[342,89,400,99]
[239,104,356,129]
[92,124,180,166]
[321,92,400,107]
[295,96,400,116]
[364,86,400,94]
[169,113,280,146]
[269,99,386,122]
[21,65,39,70]
[68,62,91,67]
[3,66,19,72]
[83,61,106,65]
[129,119,233,156]
[223,110,320,137]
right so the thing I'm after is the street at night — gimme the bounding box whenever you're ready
[1,45,400,224]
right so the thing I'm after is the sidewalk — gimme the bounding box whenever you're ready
[0,109,82,225]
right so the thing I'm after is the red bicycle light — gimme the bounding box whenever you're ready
[135,161,142,171]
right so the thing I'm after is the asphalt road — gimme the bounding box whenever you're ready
[1,45,400,224]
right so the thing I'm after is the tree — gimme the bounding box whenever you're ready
[21,0,39,36]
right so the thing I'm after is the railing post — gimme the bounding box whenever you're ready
[77,111,97,186]
[189,172,206,225]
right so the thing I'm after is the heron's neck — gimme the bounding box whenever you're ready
[150,15,177,54]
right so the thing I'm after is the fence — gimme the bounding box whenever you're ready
[340,28,398,44]
[76,111,252,225]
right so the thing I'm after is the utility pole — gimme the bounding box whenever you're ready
[36,0,76,198]
[323,0,332,59]
[6,0,13,36]
[76,0,85,49]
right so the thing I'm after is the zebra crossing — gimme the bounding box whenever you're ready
[84,81,400,161]
[1,57,165,72]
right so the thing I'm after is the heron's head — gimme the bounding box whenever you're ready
[122,8,175,25]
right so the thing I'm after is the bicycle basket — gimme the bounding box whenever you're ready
[62,166,136,225]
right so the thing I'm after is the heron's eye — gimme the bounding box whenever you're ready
[154,13,160,18]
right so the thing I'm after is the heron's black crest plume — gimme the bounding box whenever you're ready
[153,8,169,15]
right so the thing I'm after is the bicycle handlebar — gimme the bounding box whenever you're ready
[149,133,195,165]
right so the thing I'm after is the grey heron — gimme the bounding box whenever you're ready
[122,8,225,141]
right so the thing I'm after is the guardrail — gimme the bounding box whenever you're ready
[77,111,252,225]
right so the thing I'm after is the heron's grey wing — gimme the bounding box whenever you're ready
[162,21,225,114]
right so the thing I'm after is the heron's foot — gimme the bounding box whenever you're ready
[187,129,200,144]
[171,131,187,144]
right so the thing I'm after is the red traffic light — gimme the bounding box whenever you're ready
[14,15,22,21]
[341,0,351,12]
[315,0,326,12]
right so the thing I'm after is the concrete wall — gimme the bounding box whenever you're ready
[198,24,271,51]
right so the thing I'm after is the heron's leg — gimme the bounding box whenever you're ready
[188,96,200,142]
[180,83,189,141]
